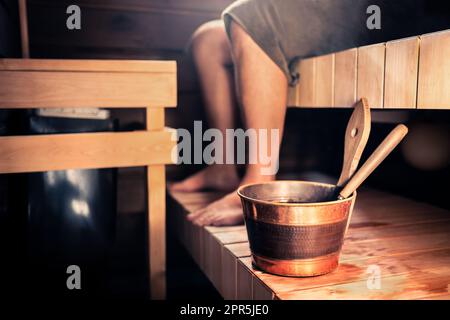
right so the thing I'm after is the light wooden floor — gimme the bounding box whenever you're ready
[169,188,450,300]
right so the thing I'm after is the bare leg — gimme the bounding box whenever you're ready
[189,21,288,226]
[171,21,240,192]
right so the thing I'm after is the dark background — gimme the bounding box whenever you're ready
[0,0,449,299]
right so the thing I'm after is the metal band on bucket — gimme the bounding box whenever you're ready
[244,217,348,260]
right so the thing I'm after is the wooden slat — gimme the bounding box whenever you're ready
[222,242,251,300]
[0,130,175,174]
[253,278,274,300]
[222,246,238,300]
[417,30,450,109]
[203,230,215,283]
[236,258,253,300]
[315,54,334,107]
[148,165,166,299]
[146,108,166,300]
[384,37,419,109]
[277,260,450,300]
[287,85,300,108]
[0,58,176,73]
[209,234,224,294]
[334,48,358,108]
[297,58,316,107]
[18,0,30,58]
[357,43,386,109]
[0,70,177,108]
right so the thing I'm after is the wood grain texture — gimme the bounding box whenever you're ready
[336,98,371,187]
[0,58,176,73]
[286,85,300,108]
[0,70,177,108]
[147,165,166,299]
[417,30,450,109]
[168,186,450,300]
[222,242,252,300]
[357,43,386,109]
[253,278,274,300]
[18,0,30,58]
[237,258,254,300]
[384,37,419,109]
[222,246,238,300]
[0,130,175,174]
[146,108,167,300]
[315,54,335,107]
[334,49,358,108]
[293,54,334,108]
[297,58,316,107]
[210,234,224,294]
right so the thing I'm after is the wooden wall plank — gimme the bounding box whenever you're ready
[334,48,357,107]
[384,37,419,109]
[0,130,175,174]
[357,43,386,109]
[417,30,450,109]
[287,85,300,108]
[297,58,316,107]
[315,54,334,107]
[0,70,177,108]
[0,58,176,73]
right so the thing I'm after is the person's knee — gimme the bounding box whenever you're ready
[191,20,229,63]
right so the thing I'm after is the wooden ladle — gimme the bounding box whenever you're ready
[338,124,409,199]
[337,98,371,187]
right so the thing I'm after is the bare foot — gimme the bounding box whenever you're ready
[187,191,243,226]
[170,164,240,192]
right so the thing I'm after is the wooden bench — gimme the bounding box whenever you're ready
[0,58,177,299]
[169,188,450,300]
[287,29,450,109]
[168,29,450,300]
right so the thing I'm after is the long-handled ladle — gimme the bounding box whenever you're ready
[337,98,371,188]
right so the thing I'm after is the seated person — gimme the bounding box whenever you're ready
[171,0,449,226]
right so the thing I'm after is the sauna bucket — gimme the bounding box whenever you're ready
[237,180,356,277]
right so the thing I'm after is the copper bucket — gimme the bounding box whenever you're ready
[238,180,356,277]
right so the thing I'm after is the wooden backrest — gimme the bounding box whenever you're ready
[0,59,177,174]
[288,29,450,110]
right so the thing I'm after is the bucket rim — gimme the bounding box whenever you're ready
[237,180,356,207]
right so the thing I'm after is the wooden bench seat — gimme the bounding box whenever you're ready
[168,188,450,300]
[287,29,450,110]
